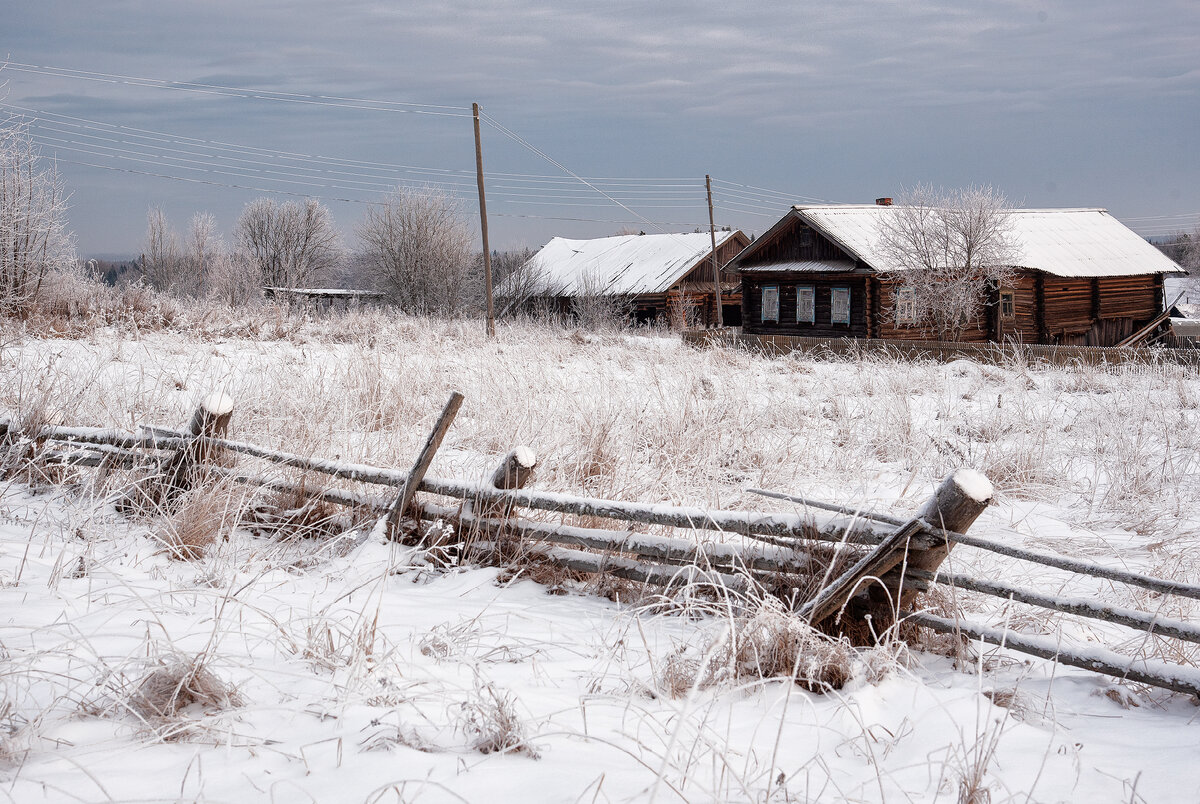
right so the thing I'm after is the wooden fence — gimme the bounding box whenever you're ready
[9,391,1200,698]
[683,330,1200,367]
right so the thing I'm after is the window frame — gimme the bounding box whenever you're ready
[761,284,780,323]
[830,285,851,325]
[896,287,916,325]
[796,285,815,324]
[1000,290,1015,319]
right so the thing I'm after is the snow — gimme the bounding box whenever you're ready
[515,230,742,296]
[4,315,1200,801]
[952,468,994,504]
[3,486,1200,802]
[750,205,1184,278]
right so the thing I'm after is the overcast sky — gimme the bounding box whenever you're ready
[3,0,1198,257]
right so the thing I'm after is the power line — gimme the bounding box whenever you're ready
[0,61,471,117]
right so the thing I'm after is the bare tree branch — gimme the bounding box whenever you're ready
[877,184,1018,340]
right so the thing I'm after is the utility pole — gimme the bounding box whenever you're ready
[706,175,724,328]
[473,103,495,338]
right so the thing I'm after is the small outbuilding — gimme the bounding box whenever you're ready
[506,230,749,327]
[730,204,1183,346]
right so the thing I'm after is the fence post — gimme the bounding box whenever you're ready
[800,469,993,635]
[480,446,537,519]
[385,391,464,539]
[892,468,993,608]
[160,392,234,505]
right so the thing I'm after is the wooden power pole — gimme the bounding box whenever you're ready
[473,103,495,338]
[706,175,724,328]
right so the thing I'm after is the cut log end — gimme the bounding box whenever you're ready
[202,392,235,418]
[951,468,994,505]
[917,469,994,534]
[489,446,538,490]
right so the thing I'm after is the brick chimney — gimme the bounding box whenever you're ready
[875,197,893,206]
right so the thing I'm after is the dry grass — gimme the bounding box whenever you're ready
[119,654,242,740]
[659,600,905,696]
[155,480,246,560]
[456,679,539,758]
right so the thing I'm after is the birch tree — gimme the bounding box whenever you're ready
[877,184,1018,340]
[0,122,75,312]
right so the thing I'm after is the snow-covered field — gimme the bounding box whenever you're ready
[2,309,1200,802]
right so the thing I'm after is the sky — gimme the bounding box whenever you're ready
[2,0,1198,258]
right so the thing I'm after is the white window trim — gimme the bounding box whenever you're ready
[761,284,780,323]
[831,286,851,325]
[796,286,815,324]
[896,287,916,325]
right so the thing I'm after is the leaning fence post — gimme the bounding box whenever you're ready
[162,392,235,499]
[799,469,993,633]
[894,468,993,610]
[385,391,464,539]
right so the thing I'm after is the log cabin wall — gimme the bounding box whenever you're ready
[669,231,749,327]
[871,278,992,343]
[741,274,869,338]
[1038,274,1159,346]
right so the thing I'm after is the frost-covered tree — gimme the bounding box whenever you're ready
[142,206,185,293]
[877,184,1018,340]
[0,121,75,312]
[356,188,472,314]
[236,197,342,289]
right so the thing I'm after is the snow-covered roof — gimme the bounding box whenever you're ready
[779,205,1181,278]
[516,231,743,296]
[740,259,858,274]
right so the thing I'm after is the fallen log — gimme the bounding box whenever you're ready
[415,500,818,575]
[906,610,1200,698]
[799,470,994,628]
[909,569,1200,646]
[39,425,1200,603]
[42,426,888,547]
[471,540,751,594]
[750,483,1200,603]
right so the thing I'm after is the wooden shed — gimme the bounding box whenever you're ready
[504,230,749,327]
[731,205,1183,346]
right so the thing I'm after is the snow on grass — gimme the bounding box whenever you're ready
[2,307,1200,801]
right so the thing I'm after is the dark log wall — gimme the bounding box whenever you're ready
[742,275,869,338]
[739,217,850,267]
[1004,274,1041,343]
[680,233,750,285]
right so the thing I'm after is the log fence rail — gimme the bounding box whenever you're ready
[7,391,1200,698]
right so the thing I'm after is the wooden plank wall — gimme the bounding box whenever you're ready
[741,276,869,338]
[739,218,850,267]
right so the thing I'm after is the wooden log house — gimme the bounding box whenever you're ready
[731,204,1182,346]
[505,230,749,327]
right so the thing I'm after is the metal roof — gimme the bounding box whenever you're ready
[786,205,1182,278]
[512,230,744,297]
[739,260,858,274]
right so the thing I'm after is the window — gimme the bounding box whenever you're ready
[1000,291,1015,319]
[831,286,851,325]
[796,286,815,323]
[761,284,779,323]
[896,287,916,325]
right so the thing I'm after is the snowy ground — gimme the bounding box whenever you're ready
[2,310,1200,802]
